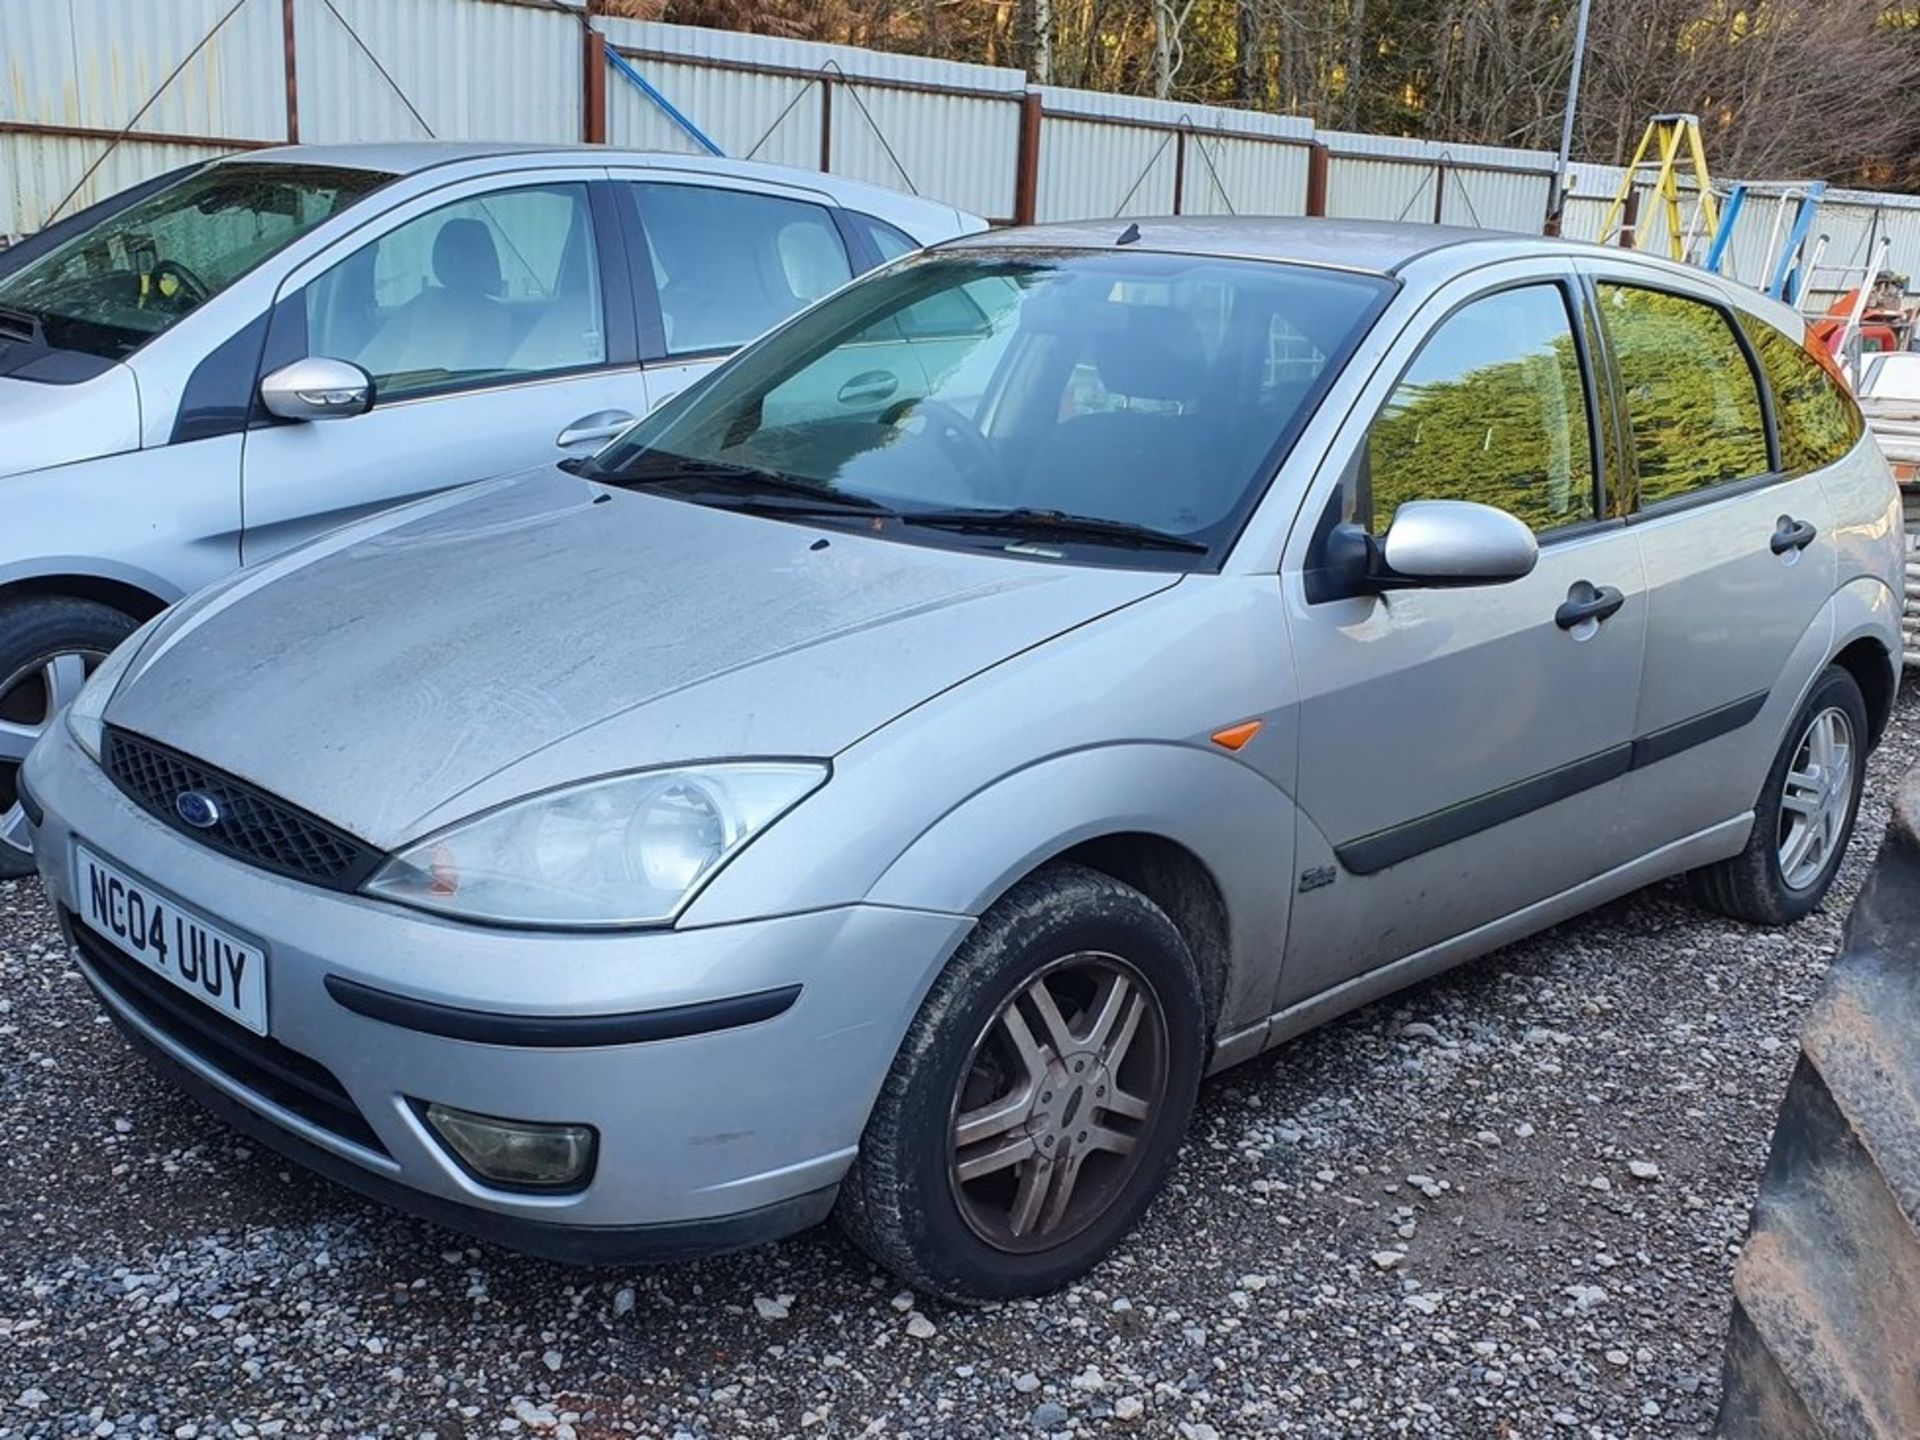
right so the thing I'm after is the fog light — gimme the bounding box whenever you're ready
[421,1102,597,1190]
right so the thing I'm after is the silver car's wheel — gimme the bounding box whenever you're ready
[948,952,1169,1253]
[0,595,139,880]
[838,864,1205,1301]
[1688,663,1871,927]
[1777,705,1855,892]
[0,649,100,865]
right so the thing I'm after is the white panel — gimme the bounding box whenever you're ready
[1439,166,1550,234]
[599,17,1026,96]
[0,0,286,139]
[1037,117,1173,222]
[294,0,581,144]
[1326,156,1436,223]
[829,84,1020,221]
[606,57,820,170]
[0,134,237,240]
[1179,134,1309,218]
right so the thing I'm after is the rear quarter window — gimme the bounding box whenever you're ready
[1738,312,1863,473]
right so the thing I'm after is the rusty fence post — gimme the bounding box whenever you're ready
[1618,189,1639,249]
[1304,142,1330,218]
[281,0,298,144]
[1717,768,1920,1437]
[1172,127,1186,216]
[582,27,606,144]
[819,73,833,172]
[1013,89,1042,226]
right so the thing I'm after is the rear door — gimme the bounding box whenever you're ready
[1577,262,1839,849]
[238,169,642,562]
[607,171,858,413]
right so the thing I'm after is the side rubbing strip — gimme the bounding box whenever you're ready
[1629,690,1768,770]
[1334,689,1771,876]
[1337,745,1633,876]
[324,976,801,1047]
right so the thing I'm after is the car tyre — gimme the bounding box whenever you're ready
[1687,664,1870,926]
[0,596,137,879]
[837,863,1207,1302]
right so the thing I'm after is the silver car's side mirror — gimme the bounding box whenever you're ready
[1378,500,1538,586]
[260,358,373,422]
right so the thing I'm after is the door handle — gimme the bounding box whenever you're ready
[1770,516,1818,555]
[556,410,636,448]
[1555,581,1626,630]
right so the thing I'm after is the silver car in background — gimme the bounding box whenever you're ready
[0,143,983,875]
[21,219,1901,1300]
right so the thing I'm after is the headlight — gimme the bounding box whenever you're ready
[66,614,165,762]
[362,762,828,928]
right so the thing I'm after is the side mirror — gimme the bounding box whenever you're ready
[260,357,373,422]
[1378,500,1538,586]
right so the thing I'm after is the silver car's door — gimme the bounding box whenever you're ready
[1576,264,1840,850]
[1277,262,1649,1008]
[605,170,857,414]
[238,170,644,563]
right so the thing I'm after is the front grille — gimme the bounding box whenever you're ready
[103,728,383,890]
[68,912,388,1156]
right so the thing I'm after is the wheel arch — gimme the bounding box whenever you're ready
[0,571,176,623]
[1831,633,1897,749]
[863,744,1295,1044]
[1043,832,1235,1038]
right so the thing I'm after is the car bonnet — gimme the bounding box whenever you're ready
[106,466,1177,848]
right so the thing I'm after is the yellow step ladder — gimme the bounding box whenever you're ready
[1596,114,1719,263]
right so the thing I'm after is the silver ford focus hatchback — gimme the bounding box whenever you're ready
[21,219,1902,1300]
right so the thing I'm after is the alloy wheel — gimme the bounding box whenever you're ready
[1777,704,1855,892]
[947,952,1169,1253]
[0,650,99,862]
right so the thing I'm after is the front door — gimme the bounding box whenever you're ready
[239,171,643,563]
[1278,267,1649,1009]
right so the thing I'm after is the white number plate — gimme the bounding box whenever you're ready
[75,844,268,1036]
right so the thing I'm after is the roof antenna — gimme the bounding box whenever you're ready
[1116,222,1142,246]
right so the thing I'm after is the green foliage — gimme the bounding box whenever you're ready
[1598,286,1769,505]
[1369,301,1594,534]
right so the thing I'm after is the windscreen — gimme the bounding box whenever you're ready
[0,162,391,360]
[593,248,1388,562]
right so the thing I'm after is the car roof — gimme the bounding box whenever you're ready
[942,215,1598,276]
[223,143,978,233]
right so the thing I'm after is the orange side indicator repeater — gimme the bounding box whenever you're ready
[1210,720,1263,752]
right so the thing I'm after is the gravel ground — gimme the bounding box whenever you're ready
[3,682,1915,1440]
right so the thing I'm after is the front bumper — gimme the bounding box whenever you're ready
[24,723,972,1257]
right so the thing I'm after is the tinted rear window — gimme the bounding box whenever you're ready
[1738,312,1863,473]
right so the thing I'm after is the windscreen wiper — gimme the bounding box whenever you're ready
[604,456,899,516]
[900,506,1210,554]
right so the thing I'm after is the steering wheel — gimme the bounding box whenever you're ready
[149,258,211,308]
[882,396,1007,494]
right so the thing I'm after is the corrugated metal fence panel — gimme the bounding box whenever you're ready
[1036,87,1311,221]
[294,0,581,144]
[1179,133,1309,217]
[1440,165,1550,233]
[828,84,1021,221]
[1037,117,1174,221]
[1323,129,1552,231]
[602,18,1025,96]
[0,133,235,239]
[1325,156,1435,222]
[605,56,821,169]
[1558,160,1624,244]
[1,0,286,139]
[602,20,1025,218]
